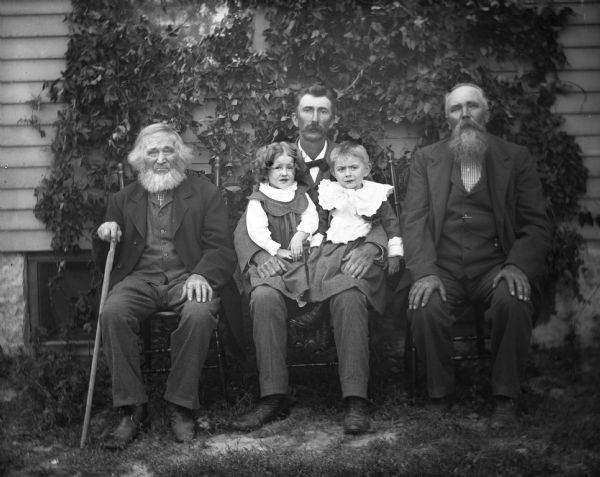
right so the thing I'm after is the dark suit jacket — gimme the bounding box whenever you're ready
[99,175,236,291]
[403,133,551,285]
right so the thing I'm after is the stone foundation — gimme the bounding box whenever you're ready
[0,253,26,354]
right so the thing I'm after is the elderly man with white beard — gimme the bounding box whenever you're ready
[402,83,550,428]
[95,123,235,448]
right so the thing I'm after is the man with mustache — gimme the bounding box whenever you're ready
[402,83,550,427]
[95,123,235,448]
[233,84,388,434]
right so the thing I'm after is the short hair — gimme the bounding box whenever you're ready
[252,141,297,184]
[328,141,370,169]
[444,83,489,116]
[295,84,337,116]
[127,123,194,172]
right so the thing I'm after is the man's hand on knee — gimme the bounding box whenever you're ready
[180,273,213,302]
[492,264,530,301]
[341,243,379,279]
[254,251,288,278]
[408,275,446,309]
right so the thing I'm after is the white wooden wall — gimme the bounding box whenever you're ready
[1,0,599,252]
[0,0,69,251]
[556,1,600,247]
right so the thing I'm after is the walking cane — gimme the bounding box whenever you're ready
[80,238,116,449]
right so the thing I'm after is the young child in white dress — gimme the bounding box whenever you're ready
[307,141,403,313]
[245,142,319,306]
[311,142,403,266]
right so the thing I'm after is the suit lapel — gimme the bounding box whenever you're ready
[129,183,147,239]
[485,136,511,239]
[172,179,192,236]
[428,142,453,243]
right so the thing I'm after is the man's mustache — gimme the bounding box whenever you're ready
[456,118,485,132]
[304,122,324,132]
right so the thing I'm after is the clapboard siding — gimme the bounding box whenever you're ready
[584,156,600,175]
[0,126,55,146]
[562,113,600,135]
[557,2,600,230]
[1,167,49,190]
[563,47,600,69]
[0,230,54,251]
[0,103,63,125]
[0,37,69,60]
[0,210,47,230]
[2,147,54,168]
[0,15,69,37]
[561,26,600,47]
[553,92,600,114]
[562,2,600,24]
[0,190,39,210]
[0,1,70,15]
[0,1,66,251]
[1,0,600,251]
[0,81,55,104]
[0,59,65,82]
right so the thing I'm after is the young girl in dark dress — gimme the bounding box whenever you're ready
[245,142,319,306]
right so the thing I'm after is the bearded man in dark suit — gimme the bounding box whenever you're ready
[403,83,551,428]
[96,123,235,448]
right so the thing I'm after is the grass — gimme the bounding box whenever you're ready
[1,331,599,476]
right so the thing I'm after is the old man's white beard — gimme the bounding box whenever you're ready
[449,124,487,166]
[138,167,186,193]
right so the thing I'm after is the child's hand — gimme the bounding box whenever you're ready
[387,255,402,275]
[289,232,308,261]
[276,248,293,260]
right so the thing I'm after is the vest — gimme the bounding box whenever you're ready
[131,193,187,284]
[436,161,506,279]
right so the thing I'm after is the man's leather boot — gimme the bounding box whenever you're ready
[343,396,370,435]
[103,404,149,450]
[168,403,196,443]
[230,394,289,432]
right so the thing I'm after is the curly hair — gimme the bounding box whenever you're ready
[252,141,297,185]
[127,123,194,173]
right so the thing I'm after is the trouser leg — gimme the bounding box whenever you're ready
[486,281,533,398]
[250,285,289,397]
[101,276,157,407]
[165,293,220,410]
[329,289,370,399]
[409,292,456,398]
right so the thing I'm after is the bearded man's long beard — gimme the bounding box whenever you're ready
[138,167,187,193]
[449,120,488,166]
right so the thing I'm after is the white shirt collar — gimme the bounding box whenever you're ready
[297,141,327,163]
[258,181,298,201]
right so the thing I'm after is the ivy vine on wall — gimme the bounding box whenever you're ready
[35,0,587,300]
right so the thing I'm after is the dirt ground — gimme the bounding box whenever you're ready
[1,308,599,476]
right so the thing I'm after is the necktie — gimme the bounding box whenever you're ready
[306,158,328,172]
